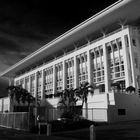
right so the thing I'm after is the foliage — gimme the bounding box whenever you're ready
[57,82,93,120]
[7,86,35,106]
[125,86,136,94]
[50,118,95,132]
[57,88,79,119]
[75,82,94,107]
[58,89,78,108]
[111,82,121,91]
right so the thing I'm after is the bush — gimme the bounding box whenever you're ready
[49,118,96,132]
[29,125,39,133]
[49,120,65,132]
[30,124,48,134]
[64,119,95,130]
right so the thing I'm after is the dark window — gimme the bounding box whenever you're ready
[118,109,126,115]
[124,35,129,47]
[132,38,136,46]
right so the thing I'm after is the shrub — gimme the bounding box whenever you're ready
[49,118,96,132]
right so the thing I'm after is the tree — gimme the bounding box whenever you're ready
[111,82,121,92]
[7,86,35,111]
[75,82,93,108]
[126,86,136,94]
[57,88,78,119]
[75,82,93,118]
[57,82,93,119]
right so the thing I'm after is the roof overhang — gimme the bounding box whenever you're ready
[1,0,140,77]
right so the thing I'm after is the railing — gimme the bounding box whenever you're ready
[0,112,29,130]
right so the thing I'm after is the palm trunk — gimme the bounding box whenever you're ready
[85,99,88,119]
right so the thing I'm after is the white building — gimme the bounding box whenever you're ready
[1,0,140,122]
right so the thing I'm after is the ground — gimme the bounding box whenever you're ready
[0,120,140,140]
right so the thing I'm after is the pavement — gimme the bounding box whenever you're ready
[0,120,140,140]
[0,126,80,140]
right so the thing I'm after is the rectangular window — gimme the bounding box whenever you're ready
[66,59,74,89]
[78,53,88,86]
[134,53,138,68]
[118,109,126,115]
[124,35,129,47]
[132,38,136,47]
[44,67,53,97]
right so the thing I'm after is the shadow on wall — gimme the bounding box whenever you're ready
[37,99,62,122]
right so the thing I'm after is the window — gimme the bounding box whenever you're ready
[106,38,125,80]
[37,71,42,101]
[25,77,29,91]
[15,80,20,86]
[116,38,122,49]
[66,59,74,89]
[78,53,88,86]
[56,63,63,92]
[134,53,138,68]
[118,109,126,115]
[132,38,136,46]
[112,41,117,51]
[91,47,104,84]
[44,67,53,97]
[124,35,129,47]
[31,74,35,96]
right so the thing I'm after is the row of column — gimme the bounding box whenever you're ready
[17,49,109,100]
[12,35,132,100]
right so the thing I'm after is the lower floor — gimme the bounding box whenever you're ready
[37,91,140,122]
[0,91,140,122]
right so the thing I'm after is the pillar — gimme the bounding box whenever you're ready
[63,60,66,90]
[74,56,78,89]
[103,44,110,93]
[121,35,131,87]
[23,77,25,89]
[53,65,56,94]
[41,70,45,100]
[35,72,38,106]
[87,50,92,85]
[28,75,31,93]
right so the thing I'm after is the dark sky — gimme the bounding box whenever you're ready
[0,0,118,74]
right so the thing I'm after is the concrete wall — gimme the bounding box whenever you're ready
[0,97,10,112]
[108,92,140,122]
[82,94,108,122]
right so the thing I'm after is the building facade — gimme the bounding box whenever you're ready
[1,0,140,122]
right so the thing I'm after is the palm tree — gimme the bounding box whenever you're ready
[75,82,93,118]
[7,85,35,111]
[57,88,78,119]
[75,82,93,108]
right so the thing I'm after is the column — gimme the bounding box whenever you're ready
[8,77,14,112]
[28,75,31,93]
[34,72,38,106]
[127,29,136,87]
[121,36,131,87]
[53,65,56,94]
[34,72,38,125]
[87,50,92,85]
[110,42,115,80]
[74,56,78,89]
[63,60,66,90]
[103,44,110,93]
[41,70,45,100]
[8,77,13,86]
[23,77,25,89]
